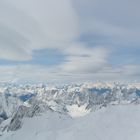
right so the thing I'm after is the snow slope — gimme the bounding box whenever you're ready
[1,104,140,140]
[66,104,91,118]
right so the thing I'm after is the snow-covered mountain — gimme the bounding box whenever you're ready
[1,104,140,140]
[0,82,140,139]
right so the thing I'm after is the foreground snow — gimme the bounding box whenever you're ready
[1,104,140,140]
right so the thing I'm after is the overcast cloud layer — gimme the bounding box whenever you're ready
[0,0,140,83]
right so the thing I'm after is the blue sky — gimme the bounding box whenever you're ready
[0,0,140,83]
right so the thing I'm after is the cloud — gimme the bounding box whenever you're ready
[0,0,79,60]
[0,23,32,61]
[122,65,140,76]
[59,44,109,73]
[10,0,79,41]
[0,0,139,83]
[95,64,140,81]
[74,0,140,46]
[0,0,110,75]
[0,64,140,84]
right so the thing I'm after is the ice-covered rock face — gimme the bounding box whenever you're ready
[0,82,140,133]
[7,104,44,131]
[0,90,23,118]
